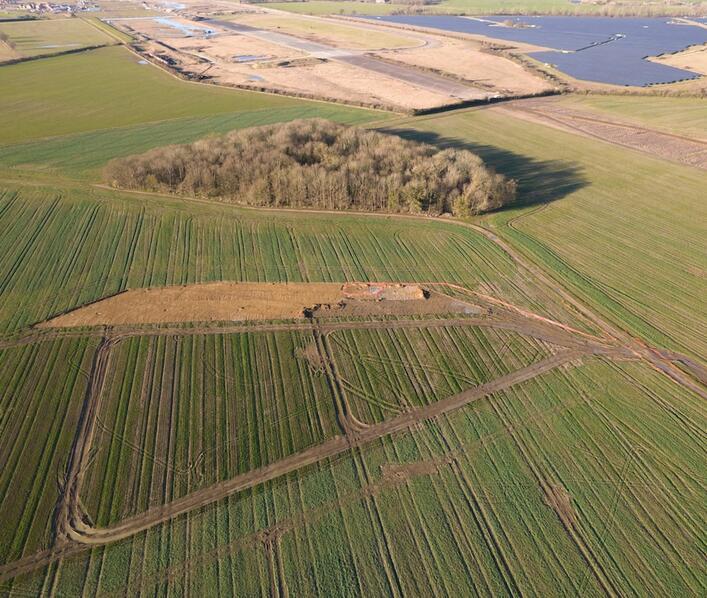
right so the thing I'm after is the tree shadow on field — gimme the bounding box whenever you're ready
[381,127,589,210]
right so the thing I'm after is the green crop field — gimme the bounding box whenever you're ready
[4,359,703,596]
[0,27,705,598]
[0,18,113,60]
[549,94,707,139]
[0,338,97,565]
[382,107,707,360]
[1,183,579,335]
[0,45,386,145]
[79,325,559,525]
[81,331,341,525]
[330,326,554,423]
[0,106,390,179]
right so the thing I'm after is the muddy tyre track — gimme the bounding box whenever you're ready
[62,349,582,546]
[55,336,118,543]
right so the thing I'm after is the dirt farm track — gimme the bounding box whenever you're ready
[496,97,707,169]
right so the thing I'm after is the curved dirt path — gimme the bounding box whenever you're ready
[55,336,117,543]
[0,300,626,583]
[0,345,593,582]
[65,349,584,546]
[52,306,625,540]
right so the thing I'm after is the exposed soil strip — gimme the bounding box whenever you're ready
[37,282,431,328]
[206,17,481,101]
[1,313,625,358]
[495,98,707,169]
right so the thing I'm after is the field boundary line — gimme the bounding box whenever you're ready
[0,43,114,68]
[119,43,401,116]
[81,17,132,45]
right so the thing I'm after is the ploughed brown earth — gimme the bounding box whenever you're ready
[39,282,479,328]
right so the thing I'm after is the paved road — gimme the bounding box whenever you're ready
[206,18,481,99]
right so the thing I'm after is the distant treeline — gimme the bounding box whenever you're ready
[104,119,516,216]
[0,16,38,23]
[388,4,707,17]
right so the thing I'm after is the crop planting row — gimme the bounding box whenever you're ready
[329,325,555,424]
[277,358,705,596]
[0,337,96,566]
[405,108,707,359]
[6,359,704,596]
[80,331,341,526]
[0,186,559,335]
[0,104,384,179]
[0,45,382,145]
[432,358,706,596]
[515,177,707,358]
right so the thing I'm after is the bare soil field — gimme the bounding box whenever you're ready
[231,13,420,51]
[225,56,459,109]
[120,18,474,109]
[652,43,707,76]
[494,96,707,169]
[38,282,470,327]
[170,32,305,63]
[374,36,552,95]
[114,10,550,110]
[135,37,465,109]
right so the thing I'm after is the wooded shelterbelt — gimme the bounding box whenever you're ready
[105,119,516,216]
